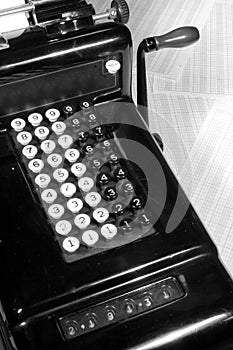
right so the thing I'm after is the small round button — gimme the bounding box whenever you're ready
[58,134,73,149]
[130,197,143,211]
[11,118,26,132]
[96,172,111,187]
[82,230,99,246]
[28,113,43,126]
[63,237,80,253]
[85,192,102,208]
[41,140,56,154]
[47,153,63,168]
[105,59,121,74]
[48,204,65,219]
[101,224,117,240]
[78,177,94,192]
[103,187,118,201]
[34,126,50,140]
[93,208,109,223]
[45,108,60,122]
[17,131,32,146]
[28,158,44,173]
[71,163,87,178]
[74,214,91,230]
[65,148,80,163]
[41,189,57,204]
[63,105,75,116]
[78,131,89,143]
[82,144,94,157]
[52,121,66,135]
[53,168,69,183]
[22,145,38,159]
[60,182,76,197]
[119,218,133,233]
[56,220,72,236]
[35,173,51,188]
[67,198,83,213]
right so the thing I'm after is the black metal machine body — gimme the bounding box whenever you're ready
[0,1,233,349]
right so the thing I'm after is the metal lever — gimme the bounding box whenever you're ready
[137,26,200,124]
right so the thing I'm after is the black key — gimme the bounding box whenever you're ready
[114,167,127,180]
[103,187,118,201]
[78,131,89,143]
[119,218,133,233]
[130,197,143,211]
[96,172,111,187]
[63,105,75,117]
[80,100,92,110]
[82,144,95,156]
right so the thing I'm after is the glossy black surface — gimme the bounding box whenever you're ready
[0,15,233,350]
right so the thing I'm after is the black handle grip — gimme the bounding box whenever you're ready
[144,26,200,52]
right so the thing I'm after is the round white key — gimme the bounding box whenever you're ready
[74,214,91,230]
[34,126,50,140]
[60,182,76,197]
[47,153,63,168]
[67,198,83,213]
[53,168,69,183]
[65,148,80,163]
[41,140,56,154]
[52,121,66,135]
[17,131,32,146]
[58,134,73,149]
[28,159,44,173]
[35,173,51,188]
[28,113,43,126]
[11,118,26,132]
[85,192,101,208]
[101,224,117,240]
[82,230,99,246]
[55,220,72,236]
[63,237,80,253]
[41,189,57,203]
[45,108,60,122]
[48,204,65,219]
[93,208,109,223]
[71,163,87,178]
[22,145,38,159]
[78,177,94,192]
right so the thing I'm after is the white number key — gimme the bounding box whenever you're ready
[85,192,101,208]
[28,113,43,126]
[48,204,65,219]
[101,224,117,240]
[52,121,66,135]
[67,198,83,213]
[74,214,91,230]
[63,237,80,253]
[47,153,63,168]
[45,108,60,122]
[58,134,73,149]
[65,148,80,163]
[41,140,56,154]
[34,126,50,140]
[60,182,76,197]
[53,168,69,183]
[82,230,99,246]
[35,173,51,188]
[71,163,87,178]
[11,118,26,132]
[55,220,72,236]
[28,159,44,173]
[22,145,38,159]
[78,177,94,192]
[41,189,57,203]
[93,208,109,223]
[17,131,32,146]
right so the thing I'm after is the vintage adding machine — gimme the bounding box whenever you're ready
[0,1,233,349]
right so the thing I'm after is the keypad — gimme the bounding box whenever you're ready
[10,102,155,263]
